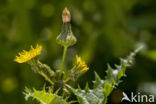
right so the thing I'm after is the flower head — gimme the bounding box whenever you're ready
[14,44,42,63]
[76,56,89,73]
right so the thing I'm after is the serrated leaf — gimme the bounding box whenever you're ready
[102,49,140,104]
[105,49,138,84]
[67,48,141,104]
[105,64,113,80]
[24,87,69,104]
[66,72,105,104]
[93,72,102,88]
[85,82,89,91]
[103,80,115,96]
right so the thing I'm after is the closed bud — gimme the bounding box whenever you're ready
[62,8,71,23]
[56,8,77,47]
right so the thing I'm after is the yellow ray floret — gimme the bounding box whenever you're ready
[76,56,89,73]
[14,44,42,63]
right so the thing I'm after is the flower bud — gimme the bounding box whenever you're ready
[56,8,77,47]
[62,8,71,23]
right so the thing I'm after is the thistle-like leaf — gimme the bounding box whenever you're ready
[24,87,70,104]
[105,50,137,85]
[66,72,105,104]
[102,49,140,104]
[66,48,141,104]
[85,82,89,91]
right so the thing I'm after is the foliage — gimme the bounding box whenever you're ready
[14,8,141,104]
[24,87,69,104]
[66,73,105,104]
[0,0,155,104]
[67,49,139,104]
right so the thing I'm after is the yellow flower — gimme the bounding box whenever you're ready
[14,44,42,63]
[76,56,89,73]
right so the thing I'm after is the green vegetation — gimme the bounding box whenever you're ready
[15,8,141,104]
[0,0,156,104]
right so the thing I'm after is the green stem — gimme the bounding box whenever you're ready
[39,71,54,85]
[103,98,107,104]
[64,77,70,84]
[60,46,68,73]
[29,59,54,86]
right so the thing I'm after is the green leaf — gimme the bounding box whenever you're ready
[102,49,140,104]
[103,80,115,97]
[67,48,141,104]
[24,87,70,104]
[66,72,105,104]
[105,50,137,84]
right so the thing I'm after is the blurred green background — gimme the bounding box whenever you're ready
[0,0,156,104]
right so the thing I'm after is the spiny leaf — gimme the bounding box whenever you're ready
[66,72,105,104]
[67,48,141,104]
[78,84,81,90]
[103,80,115,96]
[85,82,89,91]
[102,48,141,104]
[93,72,102,88]
[24,87,70,104]
[105,49,138,85]
[105,64,113,80]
